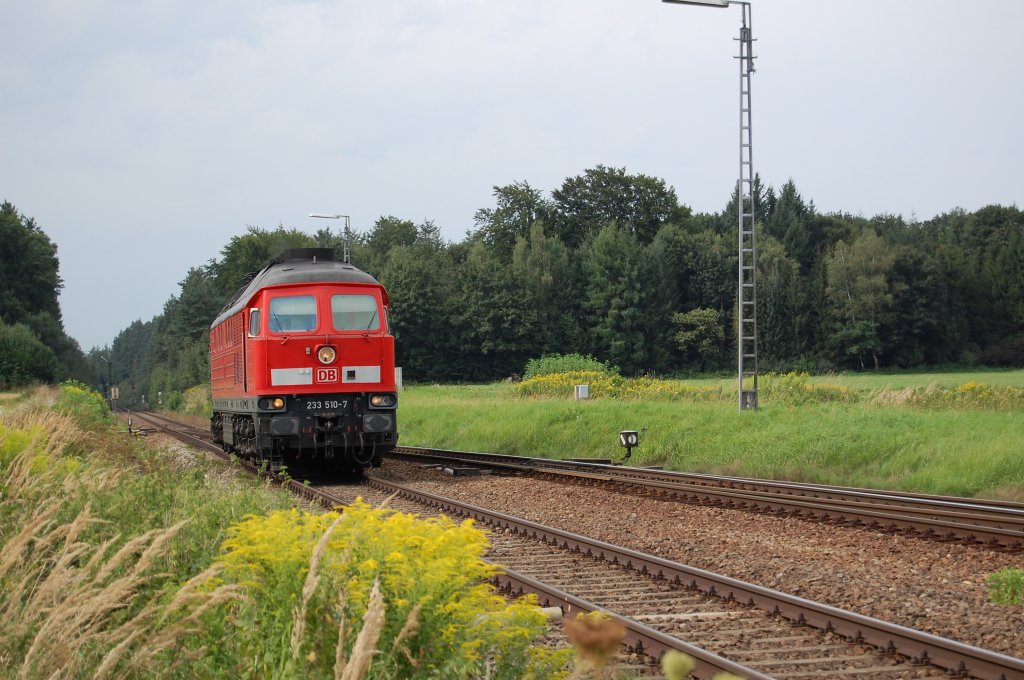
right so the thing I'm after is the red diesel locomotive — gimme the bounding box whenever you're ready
[209,248,397,474]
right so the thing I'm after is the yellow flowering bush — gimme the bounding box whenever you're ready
[0,421,40,466]
[3,386,570,679]
[516,371,719,402]
[619,377,720,401]
[54,380,111,429]
[201,501,569,679]
[516,371,624,398]
[948,381,1024,408]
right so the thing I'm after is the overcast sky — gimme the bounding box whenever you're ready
[3,0,1022,351]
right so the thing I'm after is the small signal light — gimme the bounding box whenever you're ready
[619,430,639,460]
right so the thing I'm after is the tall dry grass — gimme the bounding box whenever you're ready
[1,404,247,679]
[291,513,344,666]
[338,579,386,680]
[3,497,247,680]
[868,380,1024,410]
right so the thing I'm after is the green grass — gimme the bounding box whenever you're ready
[987,568,1024,606]
[397,374,1024,500]
[664,368,1024,391]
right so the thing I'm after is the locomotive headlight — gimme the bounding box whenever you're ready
[317,346,337,365]
[258,397,286,410]
[369,393,396,408]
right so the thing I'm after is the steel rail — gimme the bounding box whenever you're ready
[489,569,774,680]
[366,475,1024,680]
[123,410,331,505]
[393,446,1024,550]
[397,445,1024,514]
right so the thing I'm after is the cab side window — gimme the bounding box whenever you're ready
[248,309,261,337]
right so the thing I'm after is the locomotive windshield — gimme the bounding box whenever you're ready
[268,295,317,332]
[331,294,379,331]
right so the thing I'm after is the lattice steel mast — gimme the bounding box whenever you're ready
[736,3,758,411]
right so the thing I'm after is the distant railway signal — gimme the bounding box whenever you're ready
[619,430,639,460]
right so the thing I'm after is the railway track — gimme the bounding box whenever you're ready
[359,478,1023,680]
[391,446,1024,552]
[127,411,1024,680]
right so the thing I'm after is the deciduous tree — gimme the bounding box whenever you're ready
[671,308,724,367]
[212,226,316,298]
[551,166,688,247]
[0,322,60,388]
[826,229,895,369]
[473,181,550,260]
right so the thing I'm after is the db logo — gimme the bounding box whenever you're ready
[315,367,339,383]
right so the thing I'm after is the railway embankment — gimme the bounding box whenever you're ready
[0,385,574,679]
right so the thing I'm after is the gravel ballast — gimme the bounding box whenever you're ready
[374,459,1024,660]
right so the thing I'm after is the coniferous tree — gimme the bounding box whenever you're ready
[756,234,803,365]
[766,179,819,274]
[380,242,456,382]
[581,222,654,374]
[512,222,585,357]
[879,247,955,366]
[450,243,540,380]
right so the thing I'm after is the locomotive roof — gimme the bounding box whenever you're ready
[211,248,382,328]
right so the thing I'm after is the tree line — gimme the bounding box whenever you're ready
[0,202,89,388]
[85,165,1023,407]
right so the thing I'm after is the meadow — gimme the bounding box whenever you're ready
[396,370,1024,500]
